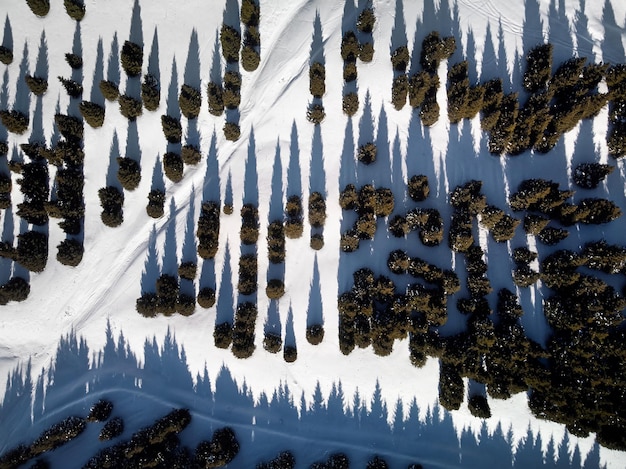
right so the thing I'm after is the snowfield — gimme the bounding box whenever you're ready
[1,0,626,467]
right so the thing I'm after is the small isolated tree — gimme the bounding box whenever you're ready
[0,277,30,304]
[65,53,83,69]
[357,142,377,165]
[0,46,12,65]
[99,80,119,101]
[306,324,324,345]
[357,8,376,33]
[197,287,216,308]
[343,92,359,116]
[310,233,324,250]
[161,115,182,143]
[220,24,241,63]
[163,152,184,183]
[468,395,491,419]
[79,101,105,128]
[146,189,165,218]
[141,74,160,111]
[26,0,50,17]
[116,157,141,190]
[179,84,201,119]
[266,279,285,299]
[64,0,85,21]
[178,261,197,281]
[307,103,325,124]
[207,82,224,116]
[263,332,282,353]
[309,62,325,98]
[56,239,83,267]
[0,110,29,134]
[176,293,196,316]
[284,345,297,363]
[391,46,410,72]
[118,95,142,120]
[223,122,241,141]
[121,40,142,77]
[25,75,48,96]
[87,399,113,422]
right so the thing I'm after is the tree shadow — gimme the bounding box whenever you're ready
[223,0,241,36]
[106,130,122,188]
[480,23,498,82]
[216,241,234,325]
[448,0,463,64]
[184,29,201,91]
[356,91,375,185]
[0,205,14,283]
[199,256,216,298]
[125,119,141,164]
[129,0,144,47]
[182,187,197,264]
[13,41,30,116]
[186,112,200,148]
[465,29,478,85]
[341,0,356,36]
[306,255,323,328]
[286,121,302,200]
[374,104,391,189]
[310,10,325,66]
[243,127,258,206]
[601,0,626,63]
[29,94,45,144]
[224,170,233,210]
[284,304,296,349]
[574,0,595,60]
[210,34,221,85]
[548,0,575,65]
[522,0,545,60]
[390,0,408,55]
[107,32,120,84]
[269,140,283,222]
[151,154,165,193]
[161,198,178,277]
[166,56,180,119]
[1,15,12,53]
[147,26,160,84]
[71,22,83,86]
[265,299,282,342]
[34,31,48,82]
[202,129,220,204]
[141,224,160,294]
[309,122,326,196]
[90,37,105,105]
[497,20,512,92]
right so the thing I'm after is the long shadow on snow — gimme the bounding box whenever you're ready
[548,0,575,66]
[71,22,83,85]
[107,33,120,84]
[141,224,160,294]
[209,34,222,85]
[129,0,144,48]
[29,94,45,145]
[574,0,595,60]
[1,15,11,53]
[105,132,122,187]
[0,205,14,283]
[286,121,302,200]
[265,299,282,344]
[161,198,179,278]
[310,10,325,66]
[216,240,234,326]
[341,0,356,36]
[356,91,375,186]
[267,141,285,286]
[390,0,408,55]
[125,118,141,164]
[184,29,201,91]
[0,326,599,468]
[166,57,180,120]
[147,26,160,87]
[181,187,197,265]
[601,0,626,64]
[202,129,220,204]
[90,38,105,105]
[150,154,165,193]
[481,24,498,82]
[306,255,323,329]
[34,31,48,83]
[338,118,357,294]
[13,41,30,116]
[309,121,326,195]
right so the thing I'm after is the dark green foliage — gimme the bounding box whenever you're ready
[240,203,259,244]
[16,161,49,225]
[306,324,324,345]
[387,249,409,274]
[136,292,158,317]
[241,44,260,72]
[607,122,626,157]
[408,71,431,108]
[449,180,486,214]
[360,42,374,62]
[308,192,326,227]
[345,62,358,83]
[0,173,11,209]
[223,204,233,215]
[357,8,376,33]
[375,188,394,217]
[179,145,200,166]
[161,115,182,143]
[232,302,257,358]
[512,247,537,265]
[179,84,201,119]
[17,231,48,273]
[87,399,113,422]
[220,24,241,63]
[577,198,621,224]
[310,233,324,250]
[207,82,224,116]
[306,103,325,124]
[0,277,30,304]
[197,201,220,259]
[496,288,524,322]
[99,80,119,101]
[285,195,303,239]
[178,262,197,281]
[523,213,550,235]
[241,0,260,26]
[163,152,184,183]
[449,210,473,253]
[116,157,141,190]
[419,84,440,126]
[223,71,241,109]
[391,74,408,110]
[263,332,282,353]
[176,293,196,316]
[65,53,82,69]
[0,444,30,468]
[342,92,358,116]
[573,162,614,188]
[0,46,12,65]
[141,74,160,111]
[64,0,85,21]
[420,31,456,73]
[223,122,241,141]
[30,416,86,455]
[407,174,429,201]
[490,214,520,242]
[156,274,179,316]
[121,41,142,77]
[357,142,377,165]
[267,220,285,263]
[146,189,165,218]
[58,76,82,98]
[194,427,239,468]
[119,95,143,120]
[488,92,519,154]
[439,361,464,411]
[583,240,626,274]
[366,456,389,469]
[0,141,7,156]
[391,46,409,72]
[480,78,503,131]
[98,186,124,227]
[309,62,325,97]
[55,114,84,141]
[340,229,359,252]
[0,110,29,134]
[284,345,297,363]
[25,75,48,95]
[257,451,295,469]
[26,0,50,17]
[339,184,358,210]
[79,101,105,128]
[341,31,359,62]
[479,205,504,230]
[99,417,124,441]
[197,287,216,308]
[56,239,83,266]
[537,226,569,245]
[523,44,553,92]
[238,254,257,295]
[266,278,284,299]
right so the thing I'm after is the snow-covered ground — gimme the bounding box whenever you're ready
[1,0,626,467]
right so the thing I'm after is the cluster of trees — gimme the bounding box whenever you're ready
[136,262,200,318]
[308,191,326,250]
[285,195,304,239]
[607,64,626,157]
[197,201,220,259]
[24,0,85,21]
[240,0,261,72]
[0,230,48,274]
[339,183,394,252]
